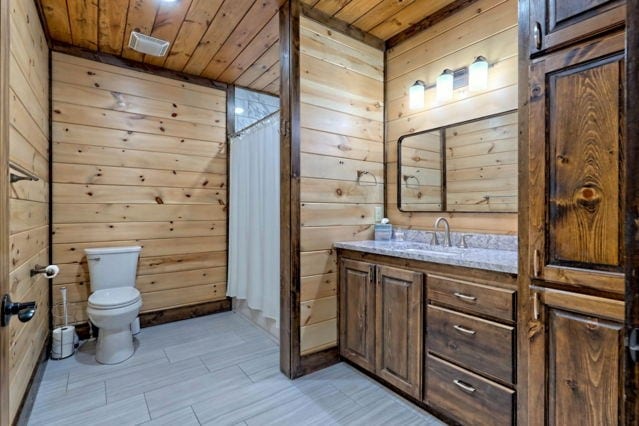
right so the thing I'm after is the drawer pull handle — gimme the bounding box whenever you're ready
[453,325,476,335]
[453,379,476,393]
[453,292,476,302]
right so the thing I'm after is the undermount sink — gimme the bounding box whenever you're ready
[403,248,459,257]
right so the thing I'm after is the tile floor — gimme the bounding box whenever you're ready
[29,312,445,425]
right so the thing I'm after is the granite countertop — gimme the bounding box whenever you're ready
[334,240,518,275]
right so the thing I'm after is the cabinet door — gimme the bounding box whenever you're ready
[529,0,624,55]
[528,31,626,295]
[375,265,423,399]
[339,259,376,372]
[528,288,624,425]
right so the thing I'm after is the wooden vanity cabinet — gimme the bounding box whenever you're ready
[339,259,376,373]
[338,251,517,423]
[338,259,423,399]
[529,0,624,55]
[375,265,423,399]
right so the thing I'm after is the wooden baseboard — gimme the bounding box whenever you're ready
[296,346,339,378]
[139,298,232,328]
[73,299,233,340]
[14,338,48,426]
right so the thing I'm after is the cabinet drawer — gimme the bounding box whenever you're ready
[426,354,514,426]
[428,305,514,383]
[427,274,515,322]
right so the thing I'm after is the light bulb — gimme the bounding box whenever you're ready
[469,56,488,91]
[436,69,454,102]
[409,81,425,110]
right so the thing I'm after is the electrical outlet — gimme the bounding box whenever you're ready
[374,206,383,223]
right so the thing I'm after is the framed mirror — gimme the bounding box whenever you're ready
[397,110,518,213]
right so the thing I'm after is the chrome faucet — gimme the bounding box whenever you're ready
[433,217,452,247]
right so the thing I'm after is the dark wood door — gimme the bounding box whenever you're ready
[528,31,626,295]
[624,0,639,421]
[375,265,423,399]
[528,288,624,425]
[339,259,376,372]
[529,0,624,55]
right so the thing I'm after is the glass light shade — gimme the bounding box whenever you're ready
[436,69,454,102]
[409,81,425,109]
[468,56,489,91]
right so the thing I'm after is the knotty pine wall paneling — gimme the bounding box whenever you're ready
[299,16,384,355]
[51,53,228,324]
[385,0,519,234]
[7,0,50,421]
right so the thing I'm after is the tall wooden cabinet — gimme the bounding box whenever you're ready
[523,0,628,424]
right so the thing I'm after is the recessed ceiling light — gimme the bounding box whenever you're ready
[235,107,245,114]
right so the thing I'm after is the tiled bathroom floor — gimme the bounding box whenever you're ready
[29,312,444,426]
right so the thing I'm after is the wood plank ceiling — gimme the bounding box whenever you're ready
[36,0,457,95]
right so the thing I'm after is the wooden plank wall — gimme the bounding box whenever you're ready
[51,53,228,325]
[386,0,519,233]
[8,0,49,421]
[446,111,518,212]
[299,16,384,355]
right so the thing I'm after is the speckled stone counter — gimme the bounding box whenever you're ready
[334,240,518,274]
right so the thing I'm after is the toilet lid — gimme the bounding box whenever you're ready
[88,288,140,309]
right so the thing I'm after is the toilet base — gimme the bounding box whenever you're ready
[96,327,134,364]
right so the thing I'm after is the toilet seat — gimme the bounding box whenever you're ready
[88,287,141,310]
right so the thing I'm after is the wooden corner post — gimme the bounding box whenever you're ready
[279,0,301,379]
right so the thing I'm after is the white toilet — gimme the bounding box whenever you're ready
[85,246,142,364]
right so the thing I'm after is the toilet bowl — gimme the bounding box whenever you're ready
[85,246,142,364]
[87,288,141,364]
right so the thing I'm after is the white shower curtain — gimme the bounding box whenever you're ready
[227,112,280,324]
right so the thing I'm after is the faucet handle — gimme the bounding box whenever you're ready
[430,232,439,245]
[459,234,469,248]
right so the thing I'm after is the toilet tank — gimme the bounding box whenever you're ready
[85,246,142,291]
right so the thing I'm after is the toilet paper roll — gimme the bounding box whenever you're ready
[44,264,59,279]
[51,326,77,359]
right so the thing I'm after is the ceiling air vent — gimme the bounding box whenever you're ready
[128,31,169,56]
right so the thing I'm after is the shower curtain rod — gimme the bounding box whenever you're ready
[230,110,280,139]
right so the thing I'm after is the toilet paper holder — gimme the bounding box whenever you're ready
[31,264,59,278]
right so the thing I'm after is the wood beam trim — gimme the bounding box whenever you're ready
[625,0,639,422]
[279,0,301,379]
[300,3,385,51]
[51,42,228,91]
[385,0,481,49]
[0,0,10,423]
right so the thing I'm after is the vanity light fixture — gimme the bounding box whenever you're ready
[409,80,426,109]
[235,106,245,114]
[468,56,489,91]
[436,69,454,102]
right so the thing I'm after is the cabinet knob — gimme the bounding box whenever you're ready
[533,21,542,50]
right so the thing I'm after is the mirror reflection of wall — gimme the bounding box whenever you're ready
[399,130,442,211]
[398,110,518,213]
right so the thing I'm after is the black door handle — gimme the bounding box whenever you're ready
[1,294,37,327]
